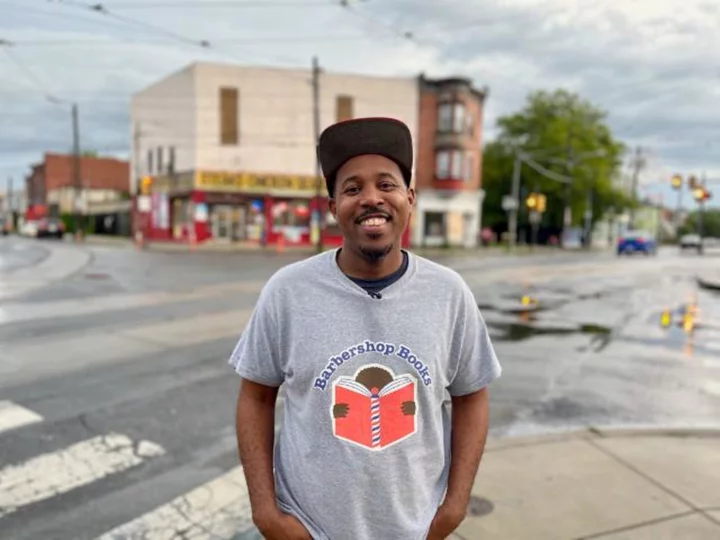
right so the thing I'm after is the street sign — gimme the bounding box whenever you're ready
[502,195,517,211]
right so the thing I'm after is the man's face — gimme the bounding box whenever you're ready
[329,154,415,262]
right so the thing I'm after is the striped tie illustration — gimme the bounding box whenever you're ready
[370,387,381,449]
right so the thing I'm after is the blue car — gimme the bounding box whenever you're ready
[617,231,657,256]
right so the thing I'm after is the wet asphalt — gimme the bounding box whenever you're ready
[1,236,719,539]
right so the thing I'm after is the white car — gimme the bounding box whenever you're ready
[679,234,701,250]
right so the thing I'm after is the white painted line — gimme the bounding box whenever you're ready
[0,433,165,518]
[97,466,253,540]
[0,401,43,435]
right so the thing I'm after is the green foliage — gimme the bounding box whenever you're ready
[679,209,720,238]
[482,89,630,230]
[60,213,95,235]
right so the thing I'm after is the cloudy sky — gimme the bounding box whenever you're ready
[1,0,718,207]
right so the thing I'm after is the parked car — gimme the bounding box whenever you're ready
[617,231,657,255]
[36,217,65,239]
[679,234,702,250]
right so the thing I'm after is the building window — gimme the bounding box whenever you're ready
[168,146,176,175]
[157,147,164,174]
[336,95,353,122]
[436,151,450,179]
[465,154,474,181]
[147,149,153,174]
[436,150,470,181]
[424,211,445,238]
[220,87,239,145]
[437,101,467,134]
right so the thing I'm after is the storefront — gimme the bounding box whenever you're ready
[134,170,349,247]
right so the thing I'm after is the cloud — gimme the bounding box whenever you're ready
[0,0,718,208]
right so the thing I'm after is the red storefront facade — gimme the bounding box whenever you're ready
[133,170,411,248]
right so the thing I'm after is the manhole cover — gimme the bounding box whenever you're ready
[467,495,494,517]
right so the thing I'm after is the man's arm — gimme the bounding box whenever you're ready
[427,387,490,539]
[236,378,279,521]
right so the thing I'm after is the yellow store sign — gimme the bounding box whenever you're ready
[196,171,322,194]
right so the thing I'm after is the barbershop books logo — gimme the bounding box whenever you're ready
[331,365,417,451]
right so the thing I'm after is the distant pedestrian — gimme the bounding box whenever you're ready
[230,117,502,540]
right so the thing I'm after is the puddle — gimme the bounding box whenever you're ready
[488,320,612,343]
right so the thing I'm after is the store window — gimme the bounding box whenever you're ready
[272,200,311,228]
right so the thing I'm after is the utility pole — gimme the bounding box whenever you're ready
[312,55,324,254]
[507,151,522,250]
[563,126,574,247]
[72,103,83,240]
[7,176,14,229]
[628,146,644,229]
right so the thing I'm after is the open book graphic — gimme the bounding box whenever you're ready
[332,374,417,451]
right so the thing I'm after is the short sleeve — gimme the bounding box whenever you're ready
[448,284,502,396]
[228,286,285,387]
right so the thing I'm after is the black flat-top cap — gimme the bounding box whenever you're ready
[317,117,413,195]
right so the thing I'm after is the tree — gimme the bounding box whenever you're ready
[482,89,630,234]
[679,209,720,238]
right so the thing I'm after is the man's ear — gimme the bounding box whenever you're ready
[407,187,416,206]
[328,197,337,218]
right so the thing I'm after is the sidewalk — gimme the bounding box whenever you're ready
[455,427,720,540]
[232,428,720,540]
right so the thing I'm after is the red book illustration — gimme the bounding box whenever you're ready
[332,367,417,451]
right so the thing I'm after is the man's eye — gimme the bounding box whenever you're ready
[344,186,360,194]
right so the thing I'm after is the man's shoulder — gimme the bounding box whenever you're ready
[411,252,470,293]
[262,250,333,294]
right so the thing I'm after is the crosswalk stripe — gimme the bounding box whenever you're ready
[0,433,165,519]
[0,401,43,435]
[96,466,253,540]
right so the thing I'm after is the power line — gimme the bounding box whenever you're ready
[100,0,331,7]
[47,0,212,49]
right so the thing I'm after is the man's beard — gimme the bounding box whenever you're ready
[359,239,393,263]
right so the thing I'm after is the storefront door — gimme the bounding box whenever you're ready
[212,205,233,241]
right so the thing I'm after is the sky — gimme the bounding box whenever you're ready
[1,0,718,209]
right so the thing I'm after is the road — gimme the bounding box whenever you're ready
[1,236,719,539]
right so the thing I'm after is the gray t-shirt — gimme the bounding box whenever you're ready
[229,249,501,540]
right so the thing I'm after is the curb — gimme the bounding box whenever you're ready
[697,274,720,291]
[485,425,720,452]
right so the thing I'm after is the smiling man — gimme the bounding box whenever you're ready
[230,117,502,540]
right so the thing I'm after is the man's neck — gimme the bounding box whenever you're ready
[336,246,404,280]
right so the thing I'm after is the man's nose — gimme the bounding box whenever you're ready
[359,186,385,206]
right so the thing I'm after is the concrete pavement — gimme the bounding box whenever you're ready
[456,428,720,540]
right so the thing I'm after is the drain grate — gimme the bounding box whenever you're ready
[467,495,494,517]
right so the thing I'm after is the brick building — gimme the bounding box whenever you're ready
[414,76,487,247]
[130,62,419,247]
[25,153,131,234]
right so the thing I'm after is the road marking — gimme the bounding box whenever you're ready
[0,401,43,435]
[96,466,253,540]
[0,433,165,519]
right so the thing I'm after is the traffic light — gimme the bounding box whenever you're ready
[671,174,682,190]
[141,176,152,195]
[525,193,537,209]
[536,194,547,213]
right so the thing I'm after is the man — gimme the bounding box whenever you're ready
[230,117,501,540]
